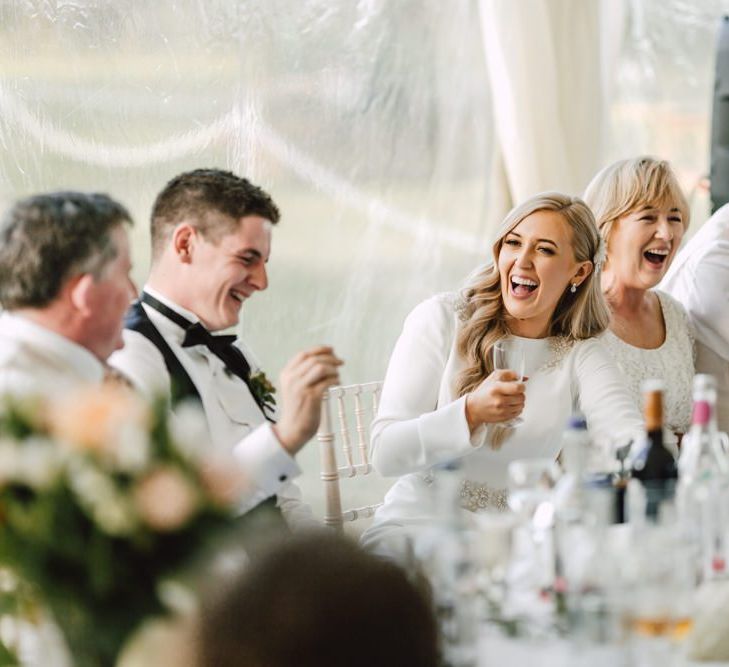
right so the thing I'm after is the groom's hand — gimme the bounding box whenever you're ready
[272,346,343,455]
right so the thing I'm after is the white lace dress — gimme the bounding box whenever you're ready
[600,290,695,435]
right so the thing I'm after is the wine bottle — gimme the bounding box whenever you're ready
[632,379,677,520]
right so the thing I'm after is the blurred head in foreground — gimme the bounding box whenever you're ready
[197,533,438,667]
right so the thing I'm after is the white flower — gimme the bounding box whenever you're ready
[111,423,151,474]
[93,500,137,536]
[14,437,63,490]
[68,459,137,536]
[169,400,212,461]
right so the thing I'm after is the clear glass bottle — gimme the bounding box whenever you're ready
[678,374,729,580]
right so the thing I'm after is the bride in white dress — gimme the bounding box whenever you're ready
[361,192,643,554]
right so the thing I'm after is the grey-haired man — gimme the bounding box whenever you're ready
[0,191,136,395]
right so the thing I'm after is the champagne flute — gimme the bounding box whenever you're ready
[492,339,526,427]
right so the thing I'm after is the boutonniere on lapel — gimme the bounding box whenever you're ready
[249,371,277,412]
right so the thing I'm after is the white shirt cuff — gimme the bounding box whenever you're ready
[233,423,302,509]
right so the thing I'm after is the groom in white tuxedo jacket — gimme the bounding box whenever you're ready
[0,191,137,396]
[109,169,342,527]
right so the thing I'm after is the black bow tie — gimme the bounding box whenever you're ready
[140,290,253,386]
[181,322,237,352]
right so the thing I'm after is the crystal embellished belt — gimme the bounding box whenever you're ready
[459,480,508,513]
[422,472,508,513]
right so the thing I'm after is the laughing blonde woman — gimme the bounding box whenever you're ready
[361,192,642,555]
[584,157,695,439]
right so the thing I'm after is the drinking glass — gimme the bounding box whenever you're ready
[492,340,526,427]
[507,458,562,599]
[622,524,696,666]
[507,458,561,521]
[473,511,516,618]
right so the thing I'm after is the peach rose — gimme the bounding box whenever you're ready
[133,467,199,532]
[48,384,150,453]
[199,458,250,508]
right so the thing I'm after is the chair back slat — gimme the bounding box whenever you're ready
[341,503,383,523]
[352,388,371,472]
[335,389,356,476]
[316,381,382,528]
[372,384,381,415]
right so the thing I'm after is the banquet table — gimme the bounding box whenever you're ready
[477,628,729,667]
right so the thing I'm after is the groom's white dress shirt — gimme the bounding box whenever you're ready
[662,204,729,432]
[0,311,104,396]
[108,287,315,526]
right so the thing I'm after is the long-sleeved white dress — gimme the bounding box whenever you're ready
[361,293,643,553]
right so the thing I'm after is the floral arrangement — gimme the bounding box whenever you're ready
[0,385,251,667]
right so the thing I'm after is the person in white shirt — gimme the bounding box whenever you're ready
[360,192,642,555]
[109,169,342,527]
[584,156,695,439]
[661,203,729,432]
[0,191,137,395]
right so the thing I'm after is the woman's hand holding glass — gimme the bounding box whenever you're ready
[464,369,526,432]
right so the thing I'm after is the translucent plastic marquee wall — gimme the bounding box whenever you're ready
[0,0,727,515]
[609,0,729,218]
[0,1,492,381]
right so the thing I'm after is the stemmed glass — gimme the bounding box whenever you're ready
[492,339,526,427]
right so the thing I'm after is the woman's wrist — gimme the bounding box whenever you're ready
[464,393,482,433]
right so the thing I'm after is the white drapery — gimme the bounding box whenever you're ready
[478,0,626,221]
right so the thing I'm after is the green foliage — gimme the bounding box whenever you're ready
[0,640,18,666]
[249,371,277,411]
[0,390,246,667]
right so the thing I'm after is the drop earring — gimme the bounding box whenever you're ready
[570,283,577,293]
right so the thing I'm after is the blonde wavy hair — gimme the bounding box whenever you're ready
[455,192,610,400]
[583,156,690,246]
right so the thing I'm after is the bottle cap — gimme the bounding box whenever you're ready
[435,459,462,472]
[641,378,665,393]
[693,374,717,391]
[566,414,587,430]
